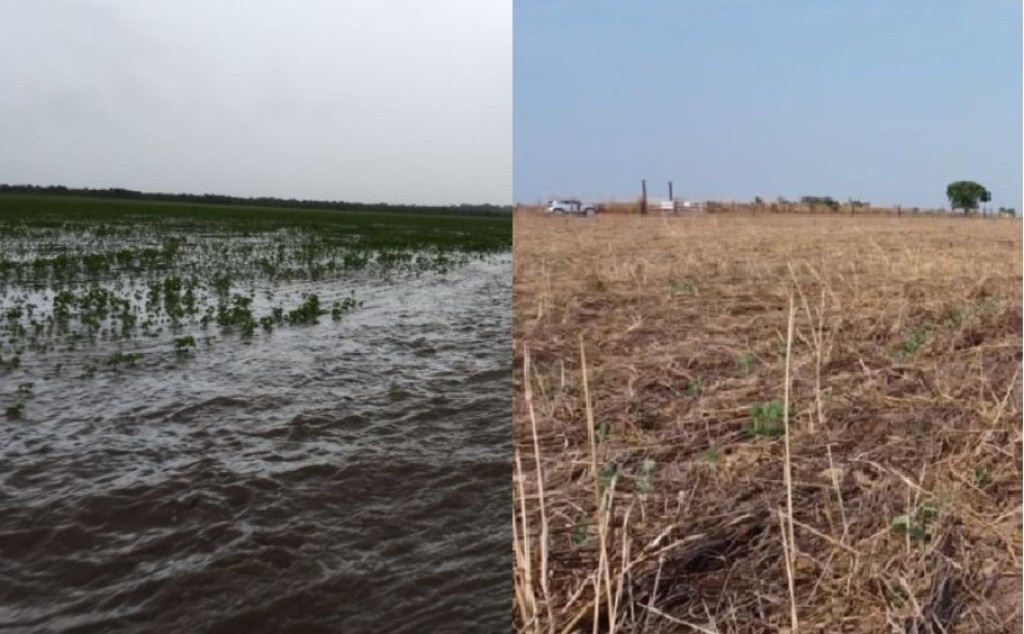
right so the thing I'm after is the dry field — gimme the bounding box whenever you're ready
[513,213,1022,633]
[515,202,952,216]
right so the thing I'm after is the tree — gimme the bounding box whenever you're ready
[946,181,991,214]
[800,195,840,211]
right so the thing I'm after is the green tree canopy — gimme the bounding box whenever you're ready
[945,181,991,213]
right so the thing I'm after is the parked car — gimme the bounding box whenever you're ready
[546,199,598,216]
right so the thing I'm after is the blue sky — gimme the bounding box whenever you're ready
[514,0,1022,210]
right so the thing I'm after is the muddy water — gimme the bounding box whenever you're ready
[0,256,511,633]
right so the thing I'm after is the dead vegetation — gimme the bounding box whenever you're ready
[513,213,1022,633]
[515,201,981,216]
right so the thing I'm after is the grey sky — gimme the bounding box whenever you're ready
[0,0,511,205]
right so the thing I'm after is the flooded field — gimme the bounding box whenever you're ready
[0,196,511,633]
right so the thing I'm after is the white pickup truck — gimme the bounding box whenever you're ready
[546,199,598,216]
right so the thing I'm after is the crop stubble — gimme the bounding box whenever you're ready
[513,213,1022,633]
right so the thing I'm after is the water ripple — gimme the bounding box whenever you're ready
[0,256,511,633]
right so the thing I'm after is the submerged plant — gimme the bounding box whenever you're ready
[331,291,361,320]
[0,195,507,383]
[107,351,141,367]
[287,293,323,325]
[173,335,196,353]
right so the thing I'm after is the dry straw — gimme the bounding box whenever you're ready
[513,212,1022,633]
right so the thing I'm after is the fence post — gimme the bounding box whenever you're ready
[641,179,647,215]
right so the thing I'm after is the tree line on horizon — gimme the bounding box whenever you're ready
[746,182,1014,216]
[0,184,512,217]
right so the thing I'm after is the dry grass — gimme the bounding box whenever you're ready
[515,202,961,216]
[513,213,1022,633]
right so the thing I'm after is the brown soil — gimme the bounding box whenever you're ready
[513,213,1022,633]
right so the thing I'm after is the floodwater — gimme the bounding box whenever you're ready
[0,255,511,633]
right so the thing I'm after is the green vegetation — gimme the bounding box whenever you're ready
[669,278,695,295]
[890,502,939,543]
[686,377,702,397]
[737,352,756,376]
[636,458,657,493]
[0,194,510,284]
[331,292,361,320]
[799,195,841,211]
[570,517,589,547]
[900,324,933,355]
[974,466,990,487]
[945,180,991,214]
[748,400,785,437]
[945,307,965,328]
[598,463,619,490]
[0,193,510,389]
[0,183,512,218]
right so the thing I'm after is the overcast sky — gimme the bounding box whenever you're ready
[0,0,511,205]
[516,0,1022,211]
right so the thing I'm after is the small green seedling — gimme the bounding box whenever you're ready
[700,448,720,463]
[687,378,702,397]
[598,463,618,490]
[748,400,785,437]
[975,295,1001,313]
[738,352,756,376]
[974,466,990,487]
[669,279,695,295]
[901,325,932,355]
[637,458,657,493]
[888,583,909,605]
[571,518,589,547]
[891,502,939,543]
[945,307,964,328]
